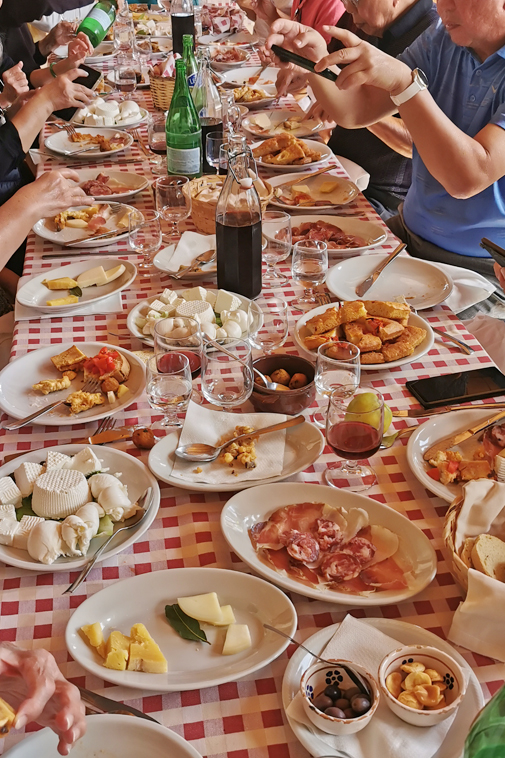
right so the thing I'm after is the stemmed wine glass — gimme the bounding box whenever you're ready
[148,112,168,175]
[154,175,191,243]
[206,131,225,174]
[116,53,137,101]
[128,209,162,276]
[201,339,253,409]
[135,37,152,77]
[313,341,361,428]
[262,211,292,287]
[325,384,384,492]
[291,239,328,311]
[146,353,193,430]
[248,296,289,354]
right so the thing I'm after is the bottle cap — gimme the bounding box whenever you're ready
[239,177,253,188]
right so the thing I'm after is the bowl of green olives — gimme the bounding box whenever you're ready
[300,659,380,735]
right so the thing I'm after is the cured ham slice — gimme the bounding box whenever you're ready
[360,557,408,590]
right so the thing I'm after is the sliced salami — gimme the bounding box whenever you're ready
[320,552,362,582]
[315,518,344,551]
[286,532,320,564]
[340,537,376,566]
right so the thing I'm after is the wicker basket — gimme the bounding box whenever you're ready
[150,74,175,111]
[443,492,470,592]
[184,174,274,234]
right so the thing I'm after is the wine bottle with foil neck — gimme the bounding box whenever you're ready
[165,59,202,179]
[77,0,117,47]
[464,685,505,758]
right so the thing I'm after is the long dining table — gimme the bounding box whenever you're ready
[1,50,505,757]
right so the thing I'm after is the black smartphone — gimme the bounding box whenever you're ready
[406,367,505,409]
[271,44,338,83]
[52,64,103,122]
[480,237,505,268]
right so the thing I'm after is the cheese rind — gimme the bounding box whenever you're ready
[32,469,90,519]
[175,300,214,322]
[14,462,44,497]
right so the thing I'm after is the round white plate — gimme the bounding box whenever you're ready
[290,215,388,256]
[153,247,217,281]
[73,106,149,130]
[85,41,117,64]
[107,69,150,88]
[243,109,323,139]
[148,418,325,491]
[71,168,149,200]
[0,445,159,572]
[33,202,136,248]
[407,408,494,503]
[252,138,332,172]
[327,254,454,309]
[233,87,277,111]
[16,258,136,314]
[65,567,297,691]
[3,714,202,758]
[0,342,145,426]
[220,65,279,88]
[44,127,133,159]
[295,305,435,369]
[282,618,484,758]
[268,171,359,209]
[198,31,259,48]
[220,482,437,606]
[210,47,251,70]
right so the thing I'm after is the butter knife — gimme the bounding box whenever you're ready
[2,428,132,463]
[78,686,160,723]
[355,242,406,297]
[393,403,505,418]
[423,408,505,461]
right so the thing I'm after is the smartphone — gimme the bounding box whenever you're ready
[480,237,505,268]
[52,64,103,122]
[270,44,338,83]
[406,367,505,409]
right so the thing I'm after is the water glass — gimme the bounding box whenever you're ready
[116,53,137,100]
[201,339,253,408]
[313,341,361,428]
[128,209,162,275]
[135,37,152,70]
[262,211,292,288]
[146,353,192,429]
[154,317,203,380]
[114,20,135,52]
[248,296,289,354]
[325,384,384,492]
[206,131,225,174]
[154,175,191,242]
[291,239,328,311]
[148,112,168,175]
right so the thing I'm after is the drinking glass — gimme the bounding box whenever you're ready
[146,353,192,429]
[248,296,289,354]
[291,239,328,311]
[114,20,135,52]
[201,339,253,408]
[325,384,384,492]
[128,209,162,276]
[116,53,137,101]
[154,317,203,379]
[218,142,230,175]
[135,37,152,71]
[154,175,191,242]
[262,211,292,287]
[313,341,361,428]
[148,112,168,175]
[206,131,225,174]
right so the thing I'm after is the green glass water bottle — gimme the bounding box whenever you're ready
[165,59,202,179]
[464,685,505,758]
[77,0,117,47]
[182,34,198,89]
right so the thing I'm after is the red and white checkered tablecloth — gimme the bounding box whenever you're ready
[1,61,505,758]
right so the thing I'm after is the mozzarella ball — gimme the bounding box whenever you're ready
[223,320,243,339]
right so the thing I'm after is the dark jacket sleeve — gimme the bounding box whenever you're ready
[0,0,92,28]
[0,119,25,182]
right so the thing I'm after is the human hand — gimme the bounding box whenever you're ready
[276,65,308,97]
[60,33,94,73]
[495,262,505,292]
[21,170,93,219]
[0,63,29,108]
[41,69,95,111]
[250,0,278,25]
[42,21,78,55]
[266,19,328,63]
[0,644,86,756]
[306,100,336,127]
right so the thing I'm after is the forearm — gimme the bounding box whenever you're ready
[0,189,39,265]
[366,116,413,159]
[10,91,52,151]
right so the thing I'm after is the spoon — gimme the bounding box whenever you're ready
[175,415,305,462]
[202,336,284,391]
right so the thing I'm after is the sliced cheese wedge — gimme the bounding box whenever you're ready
[104,264,126,283]
[177,592,224,625]
[222,624,251,655]
[76,266,108,288]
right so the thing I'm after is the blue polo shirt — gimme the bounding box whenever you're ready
[399,19,505,257]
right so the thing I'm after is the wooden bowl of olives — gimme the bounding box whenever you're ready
[250,355,316,415]
[301,659,380,736]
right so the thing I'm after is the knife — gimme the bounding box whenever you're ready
[393,403,505,418]
[2,428,132,463]
[42,251,139,260]
[78,686,160,723]
[247,60,270,86]
[355,242,406,297]
[423,408,505,461]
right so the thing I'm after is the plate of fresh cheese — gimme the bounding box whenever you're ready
[72,99,148,128]
[32,202,136,248]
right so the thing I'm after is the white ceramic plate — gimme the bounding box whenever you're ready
[290,215,388,256]
[65,567,297,691]
[268,171,359,209]
[0,342,145,426]
[107,69,151,88]
[243,109,323,139]
[153,246,217,281]
[327,254,454,309]
[294,304,435,369]
[210,47,251,70]
[282,618,484,758]
[220,482,437,606]
[198,31,259,48]
[32,202,136,249]
[252,138,332,172]
[407,408,496,503]
[0,445,159,572]
[72,168,149,200]
[220,65,279,88]
[148,417,325,491]
[16,258,136,314]
[73,106,149,129]
[44,127,133,159]
[233,87,277,111]
[85,41,117,64]
[3,714,202,758]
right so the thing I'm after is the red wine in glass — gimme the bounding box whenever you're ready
[158,350,201,379]
[150,143,166,156]
[327,421,381,460]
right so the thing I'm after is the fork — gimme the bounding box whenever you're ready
[129,127,153,158]
[380,426,416,448]
[2,377,102,431]
[315,292,332,306]
[93,416,117,436]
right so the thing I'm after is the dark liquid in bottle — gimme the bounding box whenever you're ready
[216,213,262,299]
[201,117,223,174]
[327,421,381,460]
[171,13,195,56]
[158,350,201,379]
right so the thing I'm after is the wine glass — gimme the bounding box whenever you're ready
[116,53,137,101]
[262,211,292,288]
[313,341,361,428]
[248,296,289,354]
[201,339,253,409]
[221,90,241,137]
[146,353,192,430]
[114,21,135,53]
[135,37,152,73]
[154,175,191,243]
[154,317,203,380]
[206,131,225,174]
[325,385,384,492]
[291,239,328,311]
[148,112,168,175]
[128,209,162,276]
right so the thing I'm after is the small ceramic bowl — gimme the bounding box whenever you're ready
[250,354,316,415]
[300,659,380,736]
[378,644,467,727]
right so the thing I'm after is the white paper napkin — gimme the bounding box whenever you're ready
[453,480,505,552]
[286,615,456,758]
[449,568,505,662]
[436,262,495,313]
[14,276,123,321]
[153,231,216,273]
[463,314,505,373]
[170,401,287,484]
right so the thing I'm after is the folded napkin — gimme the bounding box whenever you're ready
[463,314,505,372]
[335,155,370,192]
[449,568,505,662]
[286,615,457,758]
[153,231,216,274]
[15,276,123,321]
[436,262,495,313]
[170,401,287,484]
[453,480,505,551]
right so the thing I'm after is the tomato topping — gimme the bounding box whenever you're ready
[447,460,460,474]
[84,348,119,376]
[427,468,441,481]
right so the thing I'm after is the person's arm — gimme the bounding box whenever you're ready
[0,63,29,109]
[366,116,413,159]
[30,33,93,87]
[495,262,505,291]
[37,20,77,57]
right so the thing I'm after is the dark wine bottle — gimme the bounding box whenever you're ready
[171,0,194,57]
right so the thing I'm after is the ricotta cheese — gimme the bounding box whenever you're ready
[0,519,19,546]
[0,478,22,507]
[45,451,73,471]
[0,504,16,521]
[175,300,214,323]
[215,290,241,314]
[12,515,45,551]
[67,448,102,476]
[32,469,90,519]
[14,462,44,498]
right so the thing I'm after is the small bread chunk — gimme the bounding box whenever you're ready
[360,351,385,364]
[305,307,340,335]
[362,300,411,320]
[338,300,367,324]
[304,328,338,351]
[471,534,505,582]
[51,345,87,373]
[381,325,426,362]
[459,537,475,568]
[459,459,492,481]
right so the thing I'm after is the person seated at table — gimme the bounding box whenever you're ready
[266,1,505,281]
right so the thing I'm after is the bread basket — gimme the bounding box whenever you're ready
[150,74,175,111]
[443,493,469,592]
[183,174,274,234]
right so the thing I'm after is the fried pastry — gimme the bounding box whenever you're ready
[365,317,405,342]
[305,307,340,335]
[304,328,338,350]
[360,351,385,364]
[263,142,305,164]
[252,134,293,158]
[338,300,367,324]
[362,300,411,320]
[381,325,426,362]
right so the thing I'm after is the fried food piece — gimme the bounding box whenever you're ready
[0,698,15,735]
[101,377,120,394]
[304,328,338,351]
[342,323,382,352]
[362,300,411,320]
[459,460,492,481]
[338,300,367,324]
[51,345,87,373]
[62,370,77,381]
[65,391,105,414]
[365,317,405,342]
[252,134,293,158]
[305,307,340,335]
[381,325,427,362]
[132,427,156,450]
[54,205,99,232]
[263,142,306,164]
[33,375,72,395]
[289,372,308,389]
[271,369,291,386]
[360,351,385,364]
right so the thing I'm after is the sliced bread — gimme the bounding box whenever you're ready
[459,536,476,569]
[471,533,505,582]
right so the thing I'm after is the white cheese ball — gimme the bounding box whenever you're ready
[200,322,217,340]
[155,318,175,336]
[97,484,132,522]
[223,320,243,339]
[61,515,88,557]
[171,326,192,339]
[88,473,125,500]
[215,327,228,340]
[75,503,101,536]
[27,521,66,565]
[226,310,249,331]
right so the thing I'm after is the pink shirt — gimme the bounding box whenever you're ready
[290,0,345,43]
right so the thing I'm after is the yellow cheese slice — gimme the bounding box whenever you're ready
[46,295,79,306]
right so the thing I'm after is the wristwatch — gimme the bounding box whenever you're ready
[390,68,428,107]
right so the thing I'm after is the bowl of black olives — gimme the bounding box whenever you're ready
[300,659,380,735]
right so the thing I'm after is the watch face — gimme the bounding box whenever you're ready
[416,68,428,87]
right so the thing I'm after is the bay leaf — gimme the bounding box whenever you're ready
[165,603,209,644]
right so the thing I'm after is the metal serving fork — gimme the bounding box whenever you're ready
[93,416,117,436]
[129,127,153,158]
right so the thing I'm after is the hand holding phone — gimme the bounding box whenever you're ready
[480,237,505,269]
[271,45,338,83]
